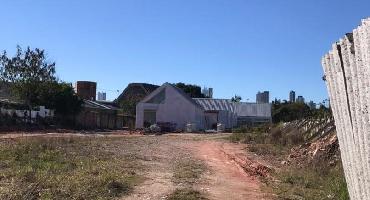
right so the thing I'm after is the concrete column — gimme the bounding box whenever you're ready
[322,17,370,200]
[341,36,370,199]
[322,54,357,199]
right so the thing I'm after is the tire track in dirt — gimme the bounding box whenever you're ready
[193,141,270,200]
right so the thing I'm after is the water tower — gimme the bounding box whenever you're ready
[75,81,97,101]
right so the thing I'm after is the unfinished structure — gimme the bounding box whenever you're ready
[322,18,370,200]
[135,83,205,130]
[135,83,271,130]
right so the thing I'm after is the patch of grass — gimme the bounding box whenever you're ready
[167,188,208,200]
[173,158,206,185]
[248,144,288,157]
[170,157,208,199]
[228,131,270,144]
[0,137,143,200]
[266,163,349,200]
[228,132,248,143]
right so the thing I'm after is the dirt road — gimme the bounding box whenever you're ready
[194,141,268,200]
[0,132,270,199]
[119,133,271,200]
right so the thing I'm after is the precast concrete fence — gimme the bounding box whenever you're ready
[322,18,370,200]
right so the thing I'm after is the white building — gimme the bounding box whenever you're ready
[297,95,305,103]
[256,91,270,103]
[97,92,107,101]
[135,83,205,130]
[135,83,272,130]
[289,91,296,103]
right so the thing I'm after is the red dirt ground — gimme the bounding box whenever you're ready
[0,132,272,199]
[193,141,270,200]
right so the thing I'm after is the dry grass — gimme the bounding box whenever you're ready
[228,125,349,200]
[167,188,208,200]
[169,156,207,200]
[248,144,287,157]
[265,163,349,200]
[0,137,143,200]
[173,158,206,185]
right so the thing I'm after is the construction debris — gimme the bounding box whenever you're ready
[286,133,340,167]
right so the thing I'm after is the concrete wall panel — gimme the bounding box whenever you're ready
[322,18,370,199]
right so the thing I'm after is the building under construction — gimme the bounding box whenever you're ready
[135,83,271,131]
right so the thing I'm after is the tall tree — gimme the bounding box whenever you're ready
[0,46,57,122]
[175,83,205,98]
[38,82,82,116]
[272,102,311,123]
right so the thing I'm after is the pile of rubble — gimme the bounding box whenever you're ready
[286,132,340,167]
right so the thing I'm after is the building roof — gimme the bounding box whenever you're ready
[83,100,119,110]
[193,98,235,112]
[114,83,159,104]
[193,98,271,118]
[140,83,203,109]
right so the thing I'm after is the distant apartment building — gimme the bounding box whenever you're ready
[296,95,305,103]
[289,91,296,103]
[97,92,107,101]
[308,101,316,110]
[256,91,269,104]
[202,87,213,98]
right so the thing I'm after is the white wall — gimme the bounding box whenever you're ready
[235,103,271,118]
[322,18,370,200]
[136,85,205,130]
[1,106,54,119]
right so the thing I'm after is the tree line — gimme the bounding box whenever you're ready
[0,46,82,126]
[272,100,331,123]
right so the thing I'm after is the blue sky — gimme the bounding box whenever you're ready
[1,0,369,102]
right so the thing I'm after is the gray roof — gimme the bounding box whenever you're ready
[83,100,118,110]
[193,98,235,112]
[114,83,159,104]
[193,98,271,118]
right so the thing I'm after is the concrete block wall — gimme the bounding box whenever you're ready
[322,18,370,200]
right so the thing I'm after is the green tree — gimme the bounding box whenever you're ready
[175,83,205,98]
[38,82,82,116]
[272,102,311,123]
[0,46,82,125]
[231,95,242,102]
[0,46,56,121]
